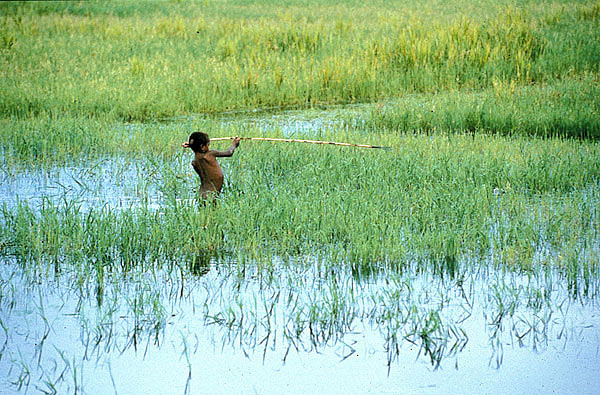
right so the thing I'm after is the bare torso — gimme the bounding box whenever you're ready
[192,151,225,198]
[183,136,239,199]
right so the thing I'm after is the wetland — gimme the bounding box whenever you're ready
[1,1,600,393]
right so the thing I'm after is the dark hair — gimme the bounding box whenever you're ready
[188,132,209,152]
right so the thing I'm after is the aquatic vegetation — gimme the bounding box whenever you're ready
[1,251,598,392]
[1,115,598,392]
[0,0,599,393]
[2,129,598,273]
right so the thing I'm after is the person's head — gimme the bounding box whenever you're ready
[187,132,210,153]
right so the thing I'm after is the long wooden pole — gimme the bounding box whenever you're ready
[211,137,391,150]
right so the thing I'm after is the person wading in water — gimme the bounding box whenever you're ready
[182,132,241,199]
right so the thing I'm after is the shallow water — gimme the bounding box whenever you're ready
[1,109,600,394]
[217,106,357,138]
[0,159,139,210]
[0,257,599,394]
[0,108,354,214]
[0,156,190,215]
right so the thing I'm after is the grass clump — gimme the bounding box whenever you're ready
[343,75,600,139]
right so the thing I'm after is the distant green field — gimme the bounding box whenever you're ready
[1,0,599,136]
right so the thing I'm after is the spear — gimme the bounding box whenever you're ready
[210,137,391,150]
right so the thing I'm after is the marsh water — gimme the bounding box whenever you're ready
[1,109,600,394]
[2,257,600,394]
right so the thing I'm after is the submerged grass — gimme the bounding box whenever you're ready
[1,128,598,277]
[2,250,588,393]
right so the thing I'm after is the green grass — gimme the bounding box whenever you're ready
[343,75,600,139]
[0,2,599,390]
[2,127,598,276]
[1,1,599,125]
[1,73,598,168]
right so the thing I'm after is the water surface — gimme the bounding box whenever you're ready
[1,109,599,394]
[1,256,599,394]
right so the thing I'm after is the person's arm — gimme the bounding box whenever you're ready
[212,137,240,157]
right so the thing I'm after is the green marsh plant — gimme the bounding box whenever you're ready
[1,1,599,121]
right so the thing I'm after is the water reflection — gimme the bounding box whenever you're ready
[1,258,599,393]
[189,252,212,277]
